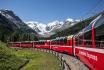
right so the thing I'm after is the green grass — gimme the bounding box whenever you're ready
[15,49,63,70]
[0,41,63,70]
[0,41,28,70]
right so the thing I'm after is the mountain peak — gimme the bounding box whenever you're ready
[0,9,23,23]
[26,21,39,24]
[0,9,11,12]
[47,20,63,26]
[26,18,79,37]
[66,18,74,22]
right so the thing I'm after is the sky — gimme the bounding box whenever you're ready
[0,0,104,24]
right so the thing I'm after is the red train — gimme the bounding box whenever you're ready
[9,14,104,70]
[51,36,73,54]
[35,40,50,49]
[74,14,104,70]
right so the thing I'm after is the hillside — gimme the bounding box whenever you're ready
[0,9,38,42]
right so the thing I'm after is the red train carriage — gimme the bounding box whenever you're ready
[74,14,104,70]
[51,35,73,55]
[45,40,51,49]
[9,42,21,48]
[35,40,50,49]
[20,41,33,48]
[9,41,34,48]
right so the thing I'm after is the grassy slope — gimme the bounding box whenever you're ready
[0,42,63,70]
[15,49,63,70]
[0,41,27,70]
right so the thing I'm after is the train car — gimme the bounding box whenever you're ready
[51,35,73,54]
[35,40,50,49]
[9,41,34,48]
[20,41,33,48]
[45,40,51,49]
[9,42,21,48]
[74,14,104,70]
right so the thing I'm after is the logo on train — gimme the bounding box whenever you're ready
[79,51,98,61]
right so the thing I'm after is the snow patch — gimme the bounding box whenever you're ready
[66,18,74,22]
[26,18,80,36]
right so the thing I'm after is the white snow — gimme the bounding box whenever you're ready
[47,20,63,26]
[26,18,80,36]
[75,19,81,22]
[37,23,46,32]
[26,21,39,24]
[66,18,74,22]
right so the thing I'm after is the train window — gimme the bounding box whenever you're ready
[55,40,58,45]
[60,39,65,45]
[83,22,92,47]
[52,40,54,45]
[58,40,60,45]
[53,40,56,45]
[78,35,83,47]
[84,19,93,39]
[75,37,79,46]
[41,42,43,45]
[94,16,104,28]
[84,30,92,40]
[35,42,37,44]
[84,30,92,47]
[54,40,57,45]
[63,38,67,45]
[94,23,104,48]
[73,35,81,47]
[57,40,60,45]
[38,41,45,45]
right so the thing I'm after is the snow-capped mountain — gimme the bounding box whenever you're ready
[0,9,36,33]
[26,21,46,34]
[46,20,63,31]
[26,18,80,37]
[0,9,80,37]
[0,9,22,24]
